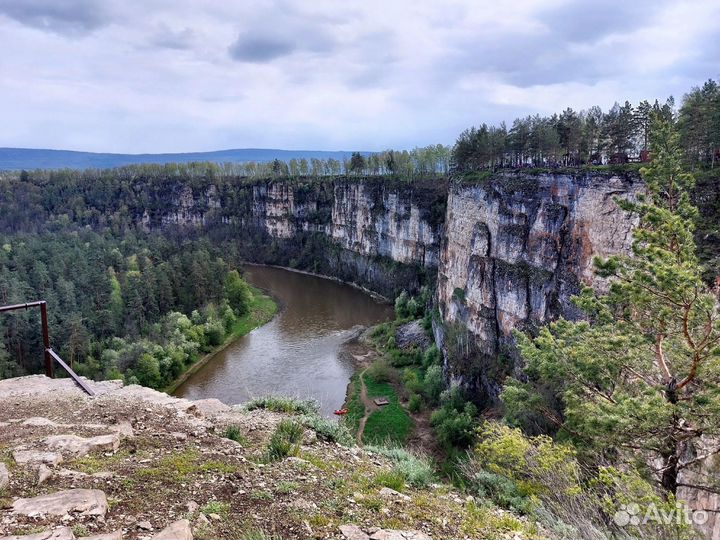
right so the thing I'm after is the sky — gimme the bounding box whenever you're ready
[0,0,718,154]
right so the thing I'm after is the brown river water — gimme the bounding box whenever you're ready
[174,265,393,417]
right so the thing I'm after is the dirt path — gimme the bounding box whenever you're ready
[355,366,379,446]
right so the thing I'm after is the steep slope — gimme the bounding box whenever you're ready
[435,171,642,404]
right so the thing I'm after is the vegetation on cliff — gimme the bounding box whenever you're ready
[478,113,720,537]
[452,78,719,171]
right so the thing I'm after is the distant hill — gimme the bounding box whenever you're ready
[0,147,367,170]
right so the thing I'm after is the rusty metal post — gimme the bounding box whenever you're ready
[39,301,53,378]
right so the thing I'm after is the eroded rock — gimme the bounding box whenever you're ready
[153,519,193,540]
[43,433,120,457]
[12,489,108,517]
[340,524,370,540]
[0,527,75,540]
[0,462,9,490]
[13,450,63,466]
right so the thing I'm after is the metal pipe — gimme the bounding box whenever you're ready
[0,301,46,313]
[39,301,53,378]
[47,348,94,396]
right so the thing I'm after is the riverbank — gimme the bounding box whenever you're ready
[164,285,278,394]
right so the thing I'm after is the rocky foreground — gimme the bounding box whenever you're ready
[0,376,532,540]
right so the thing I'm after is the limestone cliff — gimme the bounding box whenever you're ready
[435,171,642,404]
[140,177,446,298]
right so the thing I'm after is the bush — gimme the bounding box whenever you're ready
[223,425,247,445]
[245,396,318,415]
[299,414,354,446]
[423,364,444,404]
[422,344,441,367]
[366,358,394,383]
[403,369,423,394]
[373,470,406,491]
[430,388,478,449]
[408,393,422,413]
[265,420,304,462]
[366,444,435,487]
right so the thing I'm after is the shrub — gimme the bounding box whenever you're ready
[366,444,435,487]
[265,420,304,462]
[423,364,444,404]
[373,470,406,491]
[422,344,441,367]
[408,393,422,413]
[366,358,394,383]
[245,396,318,415]
[430,388,477,449]
[299,414,354,446]
[223,425,247,445]
[403,369,423,394]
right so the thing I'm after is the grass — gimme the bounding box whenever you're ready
[363,374,413,445]
[230,286,277,337]
[223,425,249,445]
[365,444,435,487]
[373,470,406,492]
[245,396,318,415]
[342,373,364,435]
[298,414,354,446]
[135,448,238,482]
[265,420,304,462]
[201,501,230,516]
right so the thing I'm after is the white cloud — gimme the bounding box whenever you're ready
[0,0,717,153]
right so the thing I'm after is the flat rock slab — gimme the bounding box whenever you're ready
[79,531,123,540]
[0,375,121,399]
[153,519,193,540]
[0,527,75,540]
[12,489,108,517]
[373,397,390,406]
[370,531,432,540]
[13,450,63,466]
[22,417,61,427]
[340,524,370,540]
[43,433,120,456]
[0,462,9,490]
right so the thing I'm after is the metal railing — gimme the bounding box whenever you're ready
[0,301,95,396]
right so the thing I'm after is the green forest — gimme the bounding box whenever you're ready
[0,228,274,390]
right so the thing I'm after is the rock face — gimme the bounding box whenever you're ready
[133,177,446,298]
[12,489,108,517]
[436,172,641,403]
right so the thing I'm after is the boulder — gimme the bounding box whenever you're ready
[12,489,108,517]
[13,450,63,466]
[339,525,370,540]
[43,433,120,456]
[395,320,431,350]
[0,527,75,540]
[153,519,193,540]
[0,462,9,490]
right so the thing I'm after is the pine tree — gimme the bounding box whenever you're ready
[503,114,720,494]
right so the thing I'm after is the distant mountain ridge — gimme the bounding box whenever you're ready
[0,147,368,170]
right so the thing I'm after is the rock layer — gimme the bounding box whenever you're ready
[436,172,641,403]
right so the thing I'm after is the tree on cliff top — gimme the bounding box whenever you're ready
[503,113,720,495]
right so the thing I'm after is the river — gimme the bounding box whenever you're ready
[174,265,393,417]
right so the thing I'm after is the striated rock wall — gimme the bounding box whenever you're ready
[435,171,642,404]
[136,177,447,298]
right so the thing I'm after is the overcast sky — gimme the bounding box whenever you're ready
[0,0,718,153]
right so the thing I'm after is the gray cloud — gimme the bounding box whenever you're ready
[0,0,110,36]
[536,0,662,43]
[149,25,195,50]
[229,35,295,62]
[0,0,717,153]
